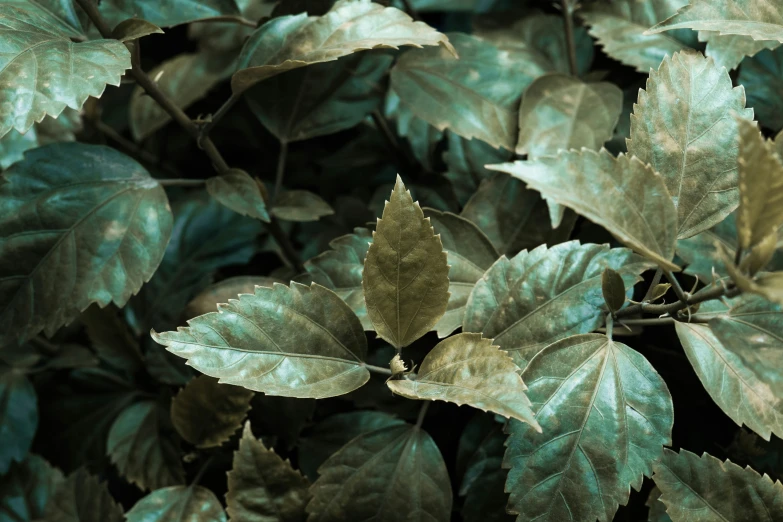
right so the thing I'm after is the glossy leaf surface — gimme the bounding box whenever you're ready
[206,169,271,223]
[271,191,335,222]
[98,0,240,29]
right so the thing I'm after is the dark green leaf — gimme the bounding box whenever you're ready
[739,47,783,131]
[384,89,445,171]
[271,190,335,222]
[645,486,672,522]
[602,267,626,313]
[443,133,512,206]
[81,305,144,372]
[184,276,284,318]
[111,18,164,42]
[0,129,38,170]
[676,212,737,282]
[5,0,86,38]
[99,0,240,29]
[0,369,37,474]
[206,169,271,222]
[44,468,124,522]
[126,485,226,522]
[0,454,64,522]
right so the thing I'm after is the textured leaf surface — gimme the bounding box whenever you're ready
[184,276,283,318]
[653,449,783,521]
[44,469,124,522]
[505,334,674,522]
[98,0,240,29]
[463,242,653,368]
[126,485,226,522]
[0,454,64,522]
[0,6,130,139]
[271,190,335,222]
[0,370,37,474]
[4,0,85,38]
[676,213,737,282]
[0,143,173,346]
[206,169,270,223]
[488,149,679,270]
[702,31,779,70]
[111,18,164,42]
[152,283,370,399]
[388,333,538,428]
[362,176,449,349]
[227,422,310,522]
[232,0,452,93]
[171,375,254,448]
[628,51,753,239]
[307,424,452,522]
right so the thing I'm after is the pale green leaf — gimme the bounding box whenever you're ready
[0,6,130,140]
[171,375,254,448]
[126,485,226,522]
[506,334,673,522]
[232,0,453,94]
[111,18,164,42]
[227,422,310,522]
[0,454,64,522]
[206,169,271,223]
[424,209,499,337]
[184,276,284,318]
[0,129,38,170]
[271,190,335,222]
[306,424,452,522]
[488,149,679,271]
[602,267,626,313]
[362,176,450,349]
[4,0,86,39]
[0,143,173,346]
[627,50,754,239]
[653,449,783,521]
[463,241,653,368]
[152,282,371,399]
[0,369,37,474]
[701,31,779,70]
[107,400,184,491]
[44,468,124,522]
[740,47,783,131]
[98,0,240,29]
[387,333,538,428]
[443,133,512,206]
[1,108,82,170]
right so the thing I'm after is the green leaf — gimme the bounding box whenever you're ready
[44,468,124,522]
[505,334,674,522]
[0,143,173,346]
[739,47,783,131]
[424,209,499,337]
[0,129,38,170]
[271,190,335,222]
[81,305,145,372]
[303,228,373,330]
[247,53,393,143]
[227,422,310,522]
[171,375,254,448]
[306,424,452,522]
[0,454,64,522]
[463,241,653,368]
[443,133,512,206]
[602,267,626,313]
[649,0,783,43]
[107,400,184,491]
[126,485,226,522]
[387,332,538,428]
[152,282,371,399]
[384,89,445,171]
[129,53,225,141]
[488,149,679,271]
[652,449,783,521]
[676,212,737,282]
[184,276,284,318]
[0,369,37,474]
[627,50,754,239]
[701,31,779,70]
[111,18,164,42]
[206,169,271,223]
[646,486,672,522]
[4,0,86,39]
[232,0,453,94]
[725,256,783,305]
[362,176,450,349]
[98,0,240,29]
[247,394,316,451]
[580,0,693,73]
[391,32,534,150]
[0,6,130,140]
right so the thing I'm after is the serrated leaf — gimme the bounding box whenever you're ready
[0,143,173,346]
[44,468,124,522]
[653,449,783,521]
[387,333,538,428]
[676,212,737,282]
[152,282,370,399]
[184,276,283,318]
[271,190,334,222]
[206,169,271,222]
[646,486,672,522]
[463,241,653,368]
[111,18,164,42]
[602,267,626,313]
[701,31,779,70]
[725,255,783,305]
[171,375,254,448]
[627,51,754,239]
[443,133,512,206]
[0,454,64,522]
[306,424,452,522]
[0,6,130,140]
[0,369,37,474]
[81,305,144,372]
[98,0,240,29]
[649,0,783,43]
[739,47,783,131]
[232,0,453,94]
[226,422,310,522]
[4,0,86,39]
[424,209,499,337]
[390,32,536,150]
[488,149,679,271]
[126,485,226,522]
[362,176,450,349]
[107,400,184,491]
[505,334,674,522]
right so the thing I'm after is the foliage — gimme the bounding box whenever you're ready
[3,0,783,521]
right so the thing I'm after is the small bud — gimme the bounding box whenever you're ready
[650,283,671,302]
[389,354,407,376]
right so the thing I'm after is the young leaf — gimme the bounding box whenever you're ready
[443,133,513,206]
[652,449,783,521]
[739,48,783,131]
[107,401,184,491]
[704,31,779,71]
[362,176,450,349]
[226,422,310,522]
[111,18,164,42]
[0,6,130,140]
[126,485,226,522]
[232,0,453,94]
[171,375,254,448]
[488,149,679,271]
[306,424,452,522]
[602,267,626,313]
[206,169,271,223]
[0,369,37,474]
[0,454,64,522]
[0,143,173,346]
[505,334,674,522]
[184,276,283,318]
[44,468,124,522]
[387,333,539,429]
[98,0,240,29]
[736,119,783,250]
[463,242,653,368]
[271,190,335,222]
[152,282,371,399]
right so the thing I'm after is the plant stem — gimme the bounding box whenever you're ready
[415,400,430,429]
[641,268,663,302]
[618,317,675,326]
[191,456,214,486]
[31,336,59,354]
[663,269,689,303]
[560,0,579,77]
[158,179,206,187]
[615,283,740,319]
[605,314,613,340]
[193,15,257,27]
[200,93,240,137]
[400,0,421,21]
[364,363,393,376]
[95,120,177,175]
[274,141,288,203]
